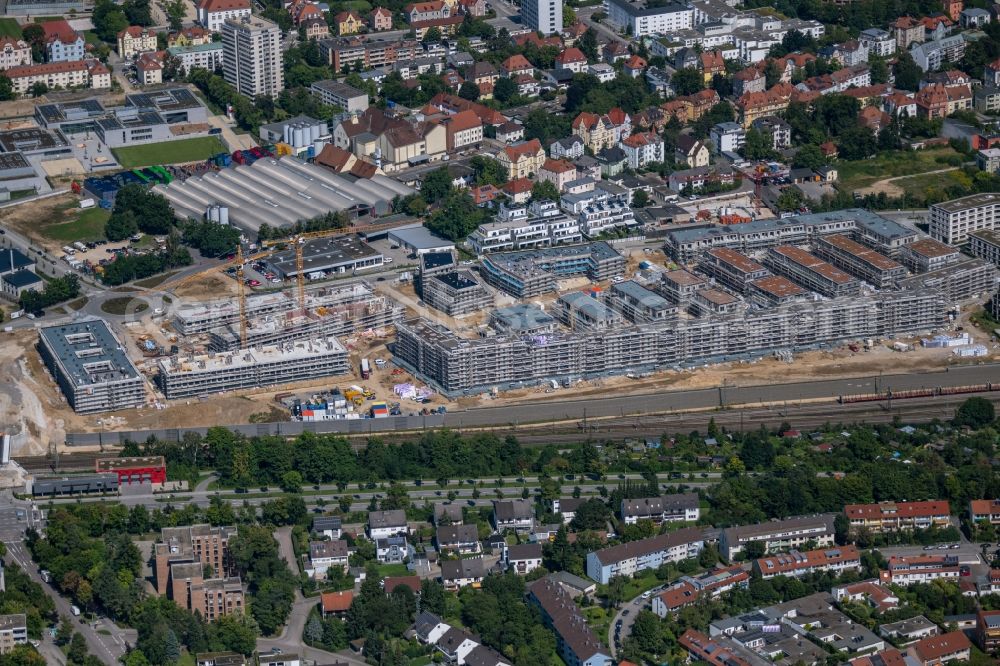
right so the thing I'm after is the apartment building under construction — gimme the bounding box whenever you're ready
[157,336,349,399]
[394,289,946,395]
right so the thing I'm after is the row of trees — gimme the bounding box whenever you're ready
[18,273,80,314]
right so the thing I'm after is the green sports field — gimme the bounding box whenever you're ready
[111,136,227,168]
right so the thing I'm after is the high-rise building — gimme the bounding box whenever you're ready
[221,15,283,98]
[522,0,562,36]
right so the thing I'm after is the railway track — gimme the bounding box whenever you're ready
[15,392,988,473]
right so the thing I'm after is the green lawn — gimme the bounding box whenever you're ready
[112,136,226,168]
[39,207,109,243]
[835,146,961,192]
[886,169,969,197]
[376,563,411,577]
[83,31,103,46]
[0,19,21,38]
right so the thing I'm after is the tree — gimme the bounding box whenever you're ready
[570,498,611,530]
[213,612,259,655]
[742,127,774,160]
[164,0,185,30]
[775,187,804,212]
[893,51,922,92]
[68,633,89,665]
[163,628,180,665]
[605,575,628,607]
[954,397,995,428]
[105,210,139,241]
[744,540,766,559]
[493,76,517,104]
[29,82,47,98]
[836,126,876,160]
[0,75,13,101]
[630,610,665,656]
[422,26,442,44]
[632,190,650,208]
[420,167,454,203]
[92,0,129,43]
[470,156,507,186]
[792,144,825,170]
[280,471,303,493]
[578,28,598,62]
[763,59,781,88]
[563,5,577,27]
[671,67,704,96]
[869,56,889,85]
[531,179,559,202]
[458,81,480,101]
[304,614,323,645]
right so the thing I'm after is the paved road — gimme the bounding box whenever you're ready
[608,591,650,658]
[6,542,127,664]
[577,6,630,45]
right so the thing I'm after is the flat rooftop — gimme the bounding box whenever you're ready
[751,275,808,299]
[388,224,454,250]
[561,291,620,322]
[39,320,141,387]
[0,127,66,152]
[771,245,856,284]
[697,287,739,305]
[490,303,556,331]
[97,456,165,471]
[36,99,105,125]
[435,270,480,290]
[0,151,31,171]
[267,235,381,275]
[161,336,346,375]
[706,247,766,274]
[125,88,202,112]
[820,234,903,271]
[483,242,621,278]
[612,280,672,310]
[968,228,1000,246]
[663,269,705,287]
[932,192,1000,213]
[906,237,959,258]
[311,79,367,99]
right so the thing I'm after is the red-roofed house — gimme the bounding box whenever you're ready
[429,92,507,125]
[624,55,647,78]
[915,83,972,119]
[892,16,925,49]
[859,105,892,133]
[651,566,749,617]
[0,37,30,70]
[370,6,393,30]
[497,138,545,178]
[501,54,533,78]
[334,11,365,35]
[845,500,952,534]
[538,158,577,191]
[906,631,971,666]
[555,47,587,73]
[383,575,421,594]
[970,498,1000,525]
[621,131,665,168]
[291,1,325,25]
[470,184,501,205]
[321,590,354,616]
[136,52,163,85]
[167,26,210,47]
[754,545,861,579]
[117,26,157,59]
[40,19,84,62]
[503,177,532,203]
[880,555,960,585]
[733,67,766,96]
[700,50,726,84]
[7,60,90,95]
[197,0,251,32]
[441,108,482,150]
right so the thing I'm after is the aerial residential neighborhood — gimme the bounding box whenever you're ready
[0,0,999,663]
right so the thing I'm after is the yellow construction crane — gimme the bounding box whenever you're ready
[166,222,388,347]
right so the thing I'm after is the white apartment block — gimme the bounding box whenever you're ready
[222,15,283,98]
[606,0,694,37]
[7,61,90,95]
[168,43,225,73]
[198,0,252,32]
[968,229,1000,266]
[578,200,636,237]
[586,527,704,584]
[860,28,896,57]
[0,38,30,70]
[930,193,1000,245]
[469,201,581,253]
[522,0,562,36]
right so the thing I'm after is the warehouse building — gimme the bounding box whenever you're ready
[154,156,413,233]
[310,79,369,113]
[37,320,146,414]
[764,245,861,298]
[479,242,625,298]
[262,235,384,279]
[421,269,493,316]
[394,291,946,396]
[813,234,907,289]
[157,336,349,399]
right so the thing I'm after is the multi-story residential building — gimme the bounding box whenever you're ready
[0,615,26,654]
[312,516,343,539]
[813,234,907,289]
[880,554,960,585]
[907,631,971,666]
[736,82,796,127]
[764,245,862,298]
[504,543,543,575]
[320,36,421,72]
[440,557,487,590]
[153,525,243,620]
[436,524,482,554]
[168,42,224,73]
[368,509,408,539]
[577,199,636,237]
[910,34,967,72]
[968,229,1000,266]
[5,60,91,95]
[969,498,1000,525]
[118,26,158,58]
[914,83,973,119]
[733,67,766,96]
[860,27,896,57]
[960,7,991,28]
[497,139,546,179]
[307,540,349,578]
[370,6,393,30]
[554,46,588,72]
[753,546,861,579]
[719,514,837,561]
[668,165,736,192]
[605,0,694,37]
[751,115,792,150]
[930,193,1000,245]
[572,110,627,152]
[40,19,84,62]
[522,0,561,35]
[468,201,581,253]
[710,122,745,155]
[528,577,612,666]
[822,39,868,66]
[620,493,700,524]
[167,26,211,47]
[334,10,364,35]
[892,16,925,50]
[674,134,710,167]
[493,499,534,533]
[975,87,1000,114]
[538,158,577,191]
[844,501,951,534]
[702,247,770,293]
[586,527,704,584]
[197,0,251,32]
[607,280,677,323]
[221,16,283,98]
[0,37,30,70]
[651,566,749,617]
[621,131,664,168]
[899,237,961,272]
[136,52,162,85]
[832,580,900,613]
[977,610,1000,654]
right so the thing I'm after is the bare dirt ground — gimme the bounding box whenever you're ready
[855,167,959,198]
[170,273,239,300]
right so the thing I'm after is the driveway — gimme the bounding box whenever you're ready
[607,589,654,657]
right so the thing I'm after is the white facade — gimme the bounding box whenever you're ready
[0,39,30,70]
[198,0,251,32]
[859,28,896,57]
[578,200,636,237]
[930,193,1000,245]
[522,0,562,35]
[168,43,225,73]
[710,122,745,155]
[586,528,705,584]
[606,0,694,37]
[222,16,283,98]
